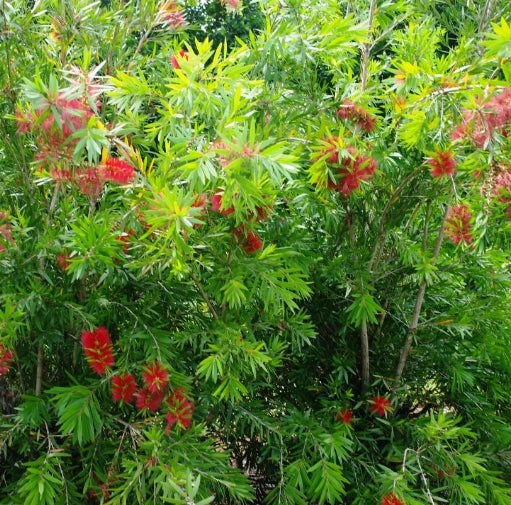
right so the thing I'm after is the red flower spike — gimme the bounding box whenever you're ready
[135,388,165,412]
[170,49,188,69]
[98,157,135,184]
[56,253,71,271]
[336,408,353,424]
[427,150,457,178]
[111,373,137,404]
[117,229,135,254]
[0,341,14,376]
[210,192,234,216]
[76,168,104,199]
[143,362,169,393]
[81,327,115,375]
[452,88,511,147]
[336,146,377,197]
[445,205,473,245]
[369,396,392,416]
[166,388,194,433]
[337,99,376,132]
[381,492,405,505]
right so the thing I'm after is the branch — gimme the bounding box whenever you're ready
[360,320,370,386]
[393,202,450,388]
[191,272,219,320]
[360,0,377,91]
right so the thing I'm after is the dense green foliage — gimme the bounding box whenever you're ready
[1,0,511,504]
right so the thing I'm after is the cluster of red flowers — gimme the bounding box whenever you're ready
[381,492,405,505]
[81,327,194,431]
[117,229,136,254]
[158,1,187,29]
[336,396,392,424]
[490,166,511,217]
[0,340,14,376]
[170,49,188,69]
[452,88,511,147]
[16,93,96,167]
[426,150,457,178]
[81,327,116,375]
[56,252,72,271]
[0,211,14,254]
[337,99,376,132]
[210,191,266,254]
[320,140,377,197]
[445,205,473,245]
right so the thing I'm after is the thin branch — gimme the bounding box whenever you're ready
[360,0,377,91]
[35,345,43,396]
[393,202,450,388]
[360,320,370,386]
[191,272,219,320]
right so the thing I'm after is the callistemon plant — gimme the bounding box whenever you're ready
[1,1,511,505]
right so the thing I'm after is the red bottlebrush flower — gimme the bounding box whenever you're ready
[50,167,74,183]
[0,243,5,254]
[381,492,405,505]
[0,341,14,376]
[337,99,376,132]
[369,395,392,416]
[166,388,194,433]
[315,136,340,164]
[170,49,188,69]
[76,168,104,199]
[426,150,457,178]
[56,253,71,271]
[445,205,473,245]
[243,231,263,253]
[98,157,136,184]
[81,327,115,375]
[135,388,164,412]
[117,229,135,254]
[15,107,32,134]
[210,192,234,216]
[143,362,169,393]
[234,224,263,254]
[452,88,511,147]
[111,373,137,404]
[336,146,377,197]
[336,408,353,424]
[159,2,187,29]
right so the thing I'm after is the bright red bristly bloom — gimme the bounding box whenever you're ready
[381,492,405,505]
[143,362,169,393]
[336,409,353,424]
[337,99,376,132]
[135,388,164,412]
[166,387,195,433]
[111,373,137,404]
[170,49,188,69]
[81,326,115,375]
[427,150,457,178]
[56,253,71,271]
[452,87,511,147]
[76,168,104,199]
[0,341,14,376]
[98,157,136,184]
[234,224,264,254]
[445,205,473,245]
[210,192,235,216]
[369,396,392,416]
[336,146,377,197]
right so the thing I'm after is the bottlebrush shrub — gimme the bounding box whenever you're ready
[2,2,511,505]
